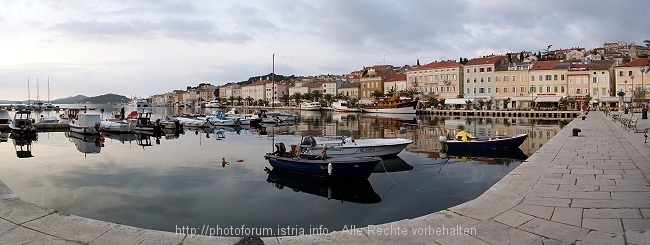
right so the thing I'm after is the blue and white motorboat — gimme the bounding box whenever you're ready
[9,110,37,137]
[264,142,381,178]
[299,136,412,158]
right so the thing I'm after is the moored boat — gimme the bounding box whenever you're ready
[69,113,102,135]
[9,110,37,137]
[360,96,417,114]
[300,101,321,111]
[332,100,362,112]
[38,115,58,123]
[99,120,136,133]
[0,108,11,124]
[66,131,104,155]
[299,136,412,158]
[264,142,381,178]
[439,131,528,151]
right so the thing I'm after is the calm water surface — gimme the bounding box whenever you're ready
[0,106,568,235]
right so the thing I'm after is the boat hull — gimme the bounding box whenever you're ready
[69,124,100,135]
[265,154,380,178]
[444,134,528,151]
[100,121,136,133]
[302,137,413,158]
[361,100,417,114]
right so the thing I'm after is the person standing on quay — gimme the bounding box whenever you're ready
[120,107,125,120]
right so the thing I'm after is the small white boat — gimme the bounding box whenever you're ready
[38,115,58,123]
[42,102,58,109]
[225,107,243,117]
[205,100,223,108]
[332,100,362,112]
[100,120,136,133]
[0,108,11,124]
[300,101,321,111]
[175,117,212,128]
[200,115,241,126]
[299,136,412,158]
[9,110,37,137]
[69,113,102,135]
[60,108,81,120]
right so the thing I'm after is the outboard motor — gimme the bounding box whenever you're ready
[274,142,286,156]
[300,136,317,147]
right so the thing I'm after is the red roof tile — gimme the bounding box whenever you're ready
[465,56,505,66]
[617,58,649,67]
[413,61,462,70]
[531,61,558,70]
[387,73,406,82]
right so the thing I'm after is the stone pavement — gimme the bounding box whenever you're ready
[2,111,650,244]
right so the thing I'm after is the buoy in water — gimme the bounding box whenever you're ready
[236,159,244,162]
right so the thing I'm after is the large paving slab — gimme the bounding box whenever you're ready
[1,111,650,244]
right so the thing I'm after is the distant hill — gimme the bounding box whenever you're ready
[81,94,131,104]
[51,95,89,104]
[2,94,131,105]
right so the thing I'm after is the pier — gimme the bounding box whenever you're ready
[1,111,649,244]
[417,109,581,119]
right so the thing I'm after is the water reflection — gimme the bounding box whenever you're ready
[11,133,36,158]
[374,156,414,173]
[103,132,137,144]
[265,168,382,204]
[66,132,104,156]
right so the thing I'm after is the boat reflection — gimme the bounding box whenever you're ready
[373,156,414,173]
[103,132,137,144]
[443,148,528,160]
[162,128,184,140]
[265,168,381,204]
[66,131,104,156]
[10,133,36,158]
[0,132,9,143]
[136,131,161,149]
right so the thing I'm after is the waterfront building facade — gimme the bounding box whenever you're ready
[494,61,533,109]
[407,60,463,101]
[589,60,618,107]
[463,56,506,108]
[338,82,360,99]
[359,65,396,103]
[614,58,650,107]
[241,80,268,106]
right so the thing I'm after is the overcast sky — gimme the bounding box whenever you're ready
[1,0,648,101]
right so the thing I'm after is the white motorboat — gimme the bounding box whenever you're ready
[200,115,241,127]
[255,110,298,122]
[300,101,321,111]
[9,110,37,137]
[100,120,136,133]
[205,100,223,108]
[38,115,58,123]
[299,136,412,157]
[175,117,211,128]
[69,113,102,135]
[332,100,362,112]
[0,108,11,124]
[130,98,150,107]
[225,107,243,117]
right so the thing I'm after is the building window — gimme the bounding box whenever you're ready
[480,78,484,83]
[480,68,485,72]
[602,88,606,95]
[495,76,499,82]
[539,75,542,81]
[487,87,491,94]
[495,87,500,93]
[561,75,565,80]
[487,77,491,83]
[593,88,598,95]
[561,86,565,93]
[545,75,552,80]
[504,75,508,82]
[569,78,573,84]
[554,75,558,80]
[576,88,581,94]
[467,88,470,94]
[446,86,450,92]
[520,86,525,93]
[629,71,633,76]
[530,86,535,93]
[466,78,470,83]
[504,87,508,93]
[554,86,558,93]
[480,87,485,93]
[474,68,477,73]
[467,69,470,73]
[512,75,515,82]
[512,86,516,93]
[487,67,492,72]
[473,87,477,93]
[520,75,523,82]
[531,76,535,81]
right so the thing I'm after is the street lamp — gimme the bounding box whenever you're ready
[641,67,647,119]
[631,74,635,111]
[625,80,628,114]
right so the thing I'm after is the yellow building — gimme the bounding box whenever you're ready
[493,61,533,109]
[406,60,463,100]
[613,58,649,108]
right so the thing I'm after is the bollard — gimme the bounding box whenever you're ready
[572,128,581,136]
[581,115,586,120]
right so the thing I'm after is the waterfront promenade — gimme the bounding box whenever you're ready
[1,111,650,244]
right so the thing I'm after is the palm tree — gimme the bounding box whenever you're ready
[257,99,267,107]
[245,96,254,107]
[280,94,290,106]
[235,96,243,107]
[427,97,439,108]
[323,94,333,107]
[370,90,384,100]
[405,88,419,99]
[386,87,396,97]
[291,92,302,106]
[303,92,313,102]
[464,100,472,110]
[503,98,511,109]
[228,96,235,106]
[311,90,323,102]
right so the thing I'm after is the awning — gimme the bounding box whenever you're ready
[444,98,474,105]
[534,96,562,103]
[510,96,532,101]
[599,97,628,102]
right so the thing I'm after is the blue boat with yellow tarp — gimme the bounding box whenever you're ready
[439,131,528,151]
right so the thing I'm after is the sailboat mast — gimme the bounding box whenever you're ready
[272,53,275,109]
[37,78,40,102]
[27,77,31,106]
[48,77,50,103]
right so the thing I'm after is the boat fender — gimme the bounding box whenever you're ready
[327,162,333,175]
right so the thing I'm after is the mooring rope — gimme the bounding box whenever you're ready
[378,159,475,199]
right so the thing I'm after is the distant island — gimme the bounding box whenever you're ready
[0,93,132,104]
